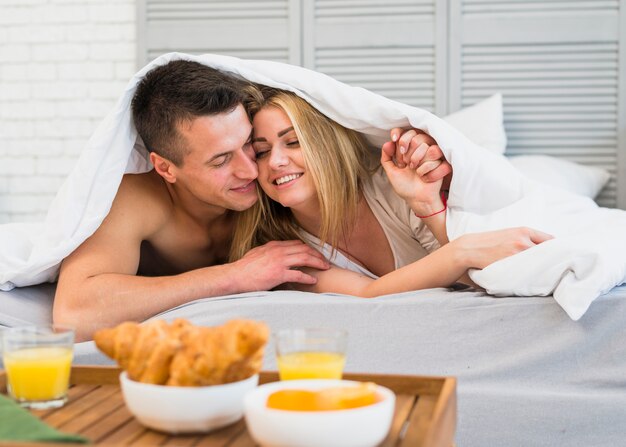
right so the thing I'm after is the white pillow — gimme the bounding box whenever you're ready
[443,93,507,154]
[508,155,611,199]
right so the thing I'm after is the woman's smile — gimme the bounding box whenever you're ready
[273,173,303,186]
[252,106,317,210]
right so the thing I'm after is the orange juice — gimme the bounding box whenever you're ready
[3,347,73,401]
[277,351,345,380]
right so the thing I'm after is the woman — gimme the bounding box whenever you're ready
[231,87,551,296]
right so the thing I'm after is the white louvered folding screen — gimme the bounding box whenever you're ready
[138,0,302,64]
[137,0,625,208]
[302,0,446,114]
[449,0,625,207]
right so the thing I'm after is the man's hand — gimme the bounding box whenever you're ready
[388,128,452,184]
[234,240,330,291]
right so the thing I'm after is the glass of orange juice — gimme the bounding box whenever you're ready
[2,325,74,409]
[275,328,348,380]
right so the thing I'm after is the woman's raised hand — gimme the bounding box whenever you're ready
[389,128,452,182]
[381,128,450,216]
[454,227,554,270]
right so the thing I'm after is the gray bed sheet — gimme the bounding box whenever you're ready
[1,283,625,446]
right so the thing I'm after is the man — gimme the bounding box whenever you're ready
[53,60,450,341]
[53,60,334,341]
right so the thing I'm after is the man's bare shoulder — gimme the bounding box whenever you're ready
[115,170,172,220]
[58,171,173,276]
[117,170,168,201]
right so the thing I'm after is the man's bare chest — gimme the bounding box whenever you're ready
[137,221,233,276]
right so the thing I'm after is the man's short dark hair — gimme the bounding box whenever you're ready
[131,60,247,166]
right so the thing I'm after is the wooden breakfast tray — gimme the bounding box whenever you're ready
[0,366,456,446]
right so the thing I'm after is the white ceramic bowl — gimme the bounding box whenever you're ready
[244,379,395,447]
[119,372,258,434]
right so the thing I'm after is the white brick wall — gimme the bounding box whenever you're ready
[0,0,136,223]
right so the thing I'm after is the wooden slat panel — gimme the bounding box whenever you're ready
[504,105,618,116]
[316,0,434,19]
[30,384,100,420]
[463,41,618,54]
[380,394,417,446]
[227,429,257,447]
[341,372,445,396]
[316,46,436,110]
[193,419,247,446]
[465,87,617,98]
[146,49,290,64]
[462,16,619,45]
[132,429,169,445]
[463,0,619,14]
[41,385,119,428]
[146,21,289,51]
[147,1,288,21]
[140,0,298,66]
[504,119,616,129]
[80,401,134,442]
[460,39,619,207]
[163,434,199,446]
[57,390,126,435]
[402,394,437,445]
[506,137,617,147]
[2,367,456,446]
[57,366,456,396]
[97,418,149,445]
[306,0,441,112]
[421,377,456,447]
[315,20,435,47]
[71,365,120,385]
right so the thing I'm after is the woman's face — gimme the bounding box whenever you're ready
[252,106,318,211]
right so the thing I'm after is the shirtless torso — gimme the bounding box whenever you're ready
[55,169,330,341]
[131,172,235,277]
[107,171,236,274]
[54,170,238,340]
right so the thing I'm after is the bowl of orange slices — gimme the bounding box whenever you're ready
[243,379,395,447]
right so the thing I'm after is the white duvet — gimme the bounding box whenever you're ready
[1,52,624,320]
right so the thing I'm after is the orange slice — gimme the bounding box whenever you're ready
[266,390,319,411]
[316,382,379,410]
[267,383,380,411]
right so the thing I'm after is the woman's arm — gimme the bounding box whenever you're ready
[293,227,553,297]
[295,240,464,296]
[408,192,449,246]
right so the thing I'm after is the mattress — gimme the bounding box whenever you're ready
[1,284,625,446]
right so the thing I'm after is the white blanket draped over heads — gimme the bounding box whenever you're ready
[1,52,625,320]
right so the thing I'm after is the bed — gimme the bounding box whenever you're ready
[0,49,624,446]
[2,283,626,446]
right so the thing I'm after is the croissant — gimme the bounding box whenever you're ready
[167,319,269,386]
[94,318,269,386]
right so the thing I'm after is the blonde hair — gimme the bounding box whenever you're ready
[229,87,375,261]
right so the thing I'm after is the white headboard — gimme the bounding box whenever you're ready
[137,0,626,209]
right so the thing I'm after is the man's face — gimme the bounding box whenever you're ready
[172,104,258,212]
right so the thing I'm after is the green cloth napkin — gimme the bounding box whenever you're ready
[0,394,89,443]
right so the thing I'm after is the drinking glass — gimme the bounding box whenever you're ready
[275,328,348,380]
[2,325,75,409]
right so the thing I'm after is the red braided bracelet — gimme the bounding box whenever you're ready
[414,192,447,219]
